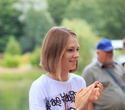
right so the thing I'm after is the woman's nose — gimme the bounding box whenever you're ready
[74,51,79,58]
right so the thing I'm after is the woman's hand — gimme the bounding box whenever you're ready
[73,84,95,110]
[73,81,103,110]
[89,81,103,102]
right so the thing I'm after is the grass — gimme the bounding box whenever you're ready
[0,66,46,80]
[0,71,81,80]
[0,66,82,80]
[0,73,43,80]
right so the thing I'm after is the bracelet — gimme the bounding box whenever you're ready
[68,107,76,110]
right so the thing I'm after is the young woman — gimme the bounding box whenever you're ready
[29,26,103,110]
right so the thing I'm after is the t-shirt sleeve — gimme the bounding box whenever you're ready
[81,76,86,89]
[29,81,46,110]
[75,74,87,89]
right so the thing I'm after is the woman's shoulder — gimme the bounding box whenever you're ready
[31,74,48,88]
[70,73,85,82]
[70,73,86,89]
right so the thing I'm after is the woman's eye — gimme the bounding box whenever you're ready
[67,49,79,52]
[77,49,79,51]
[67,49,73,51]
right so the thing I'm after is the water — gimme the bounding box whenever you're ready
[0,79,34,110]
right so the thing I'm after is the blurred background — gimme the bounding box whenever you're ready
[0,0,125,110]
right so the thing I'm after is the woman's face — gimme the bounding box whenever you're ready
[61,36,79,73]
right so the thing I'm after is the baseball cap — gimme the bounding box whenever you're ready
[97,38,114,52]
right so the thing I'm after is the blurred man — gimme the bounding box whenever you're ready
[82,38,125,110]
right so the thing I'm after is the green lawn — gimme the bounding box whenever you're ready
[0,73,42,80]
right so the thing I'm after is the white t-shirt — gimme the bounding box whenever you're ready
[29,73,86,110]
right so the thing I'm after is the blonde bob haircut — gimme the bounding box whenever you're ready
[39,26,78,80]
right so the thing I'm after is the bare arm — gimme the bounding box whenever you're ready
[88,102,94,110]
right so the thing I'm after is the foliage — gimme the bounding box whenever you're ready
[113,49,124,63]
[29,46,41,67]
[65,0,99,23]
[14,0,48,14]
[19,8,54,53]
[47,0,69,25]
[95,0,125,39]
[2,54,21,68]
[21,52,30,65]
[5,36,22,55]
[61,19,101,71]
[0,0,23,52]
[0,36,9,53]
[65,0,125,39]
[0,0,125,64]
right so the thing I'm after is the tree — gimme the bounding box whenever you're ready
[5,36,22,55]
[29,46,41,67]
[65,0,125,39]
[95,0,125,39]
[13,0,48,21]
[47,0,69,25]
[20,8,54,53]
[0,0,23,52]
